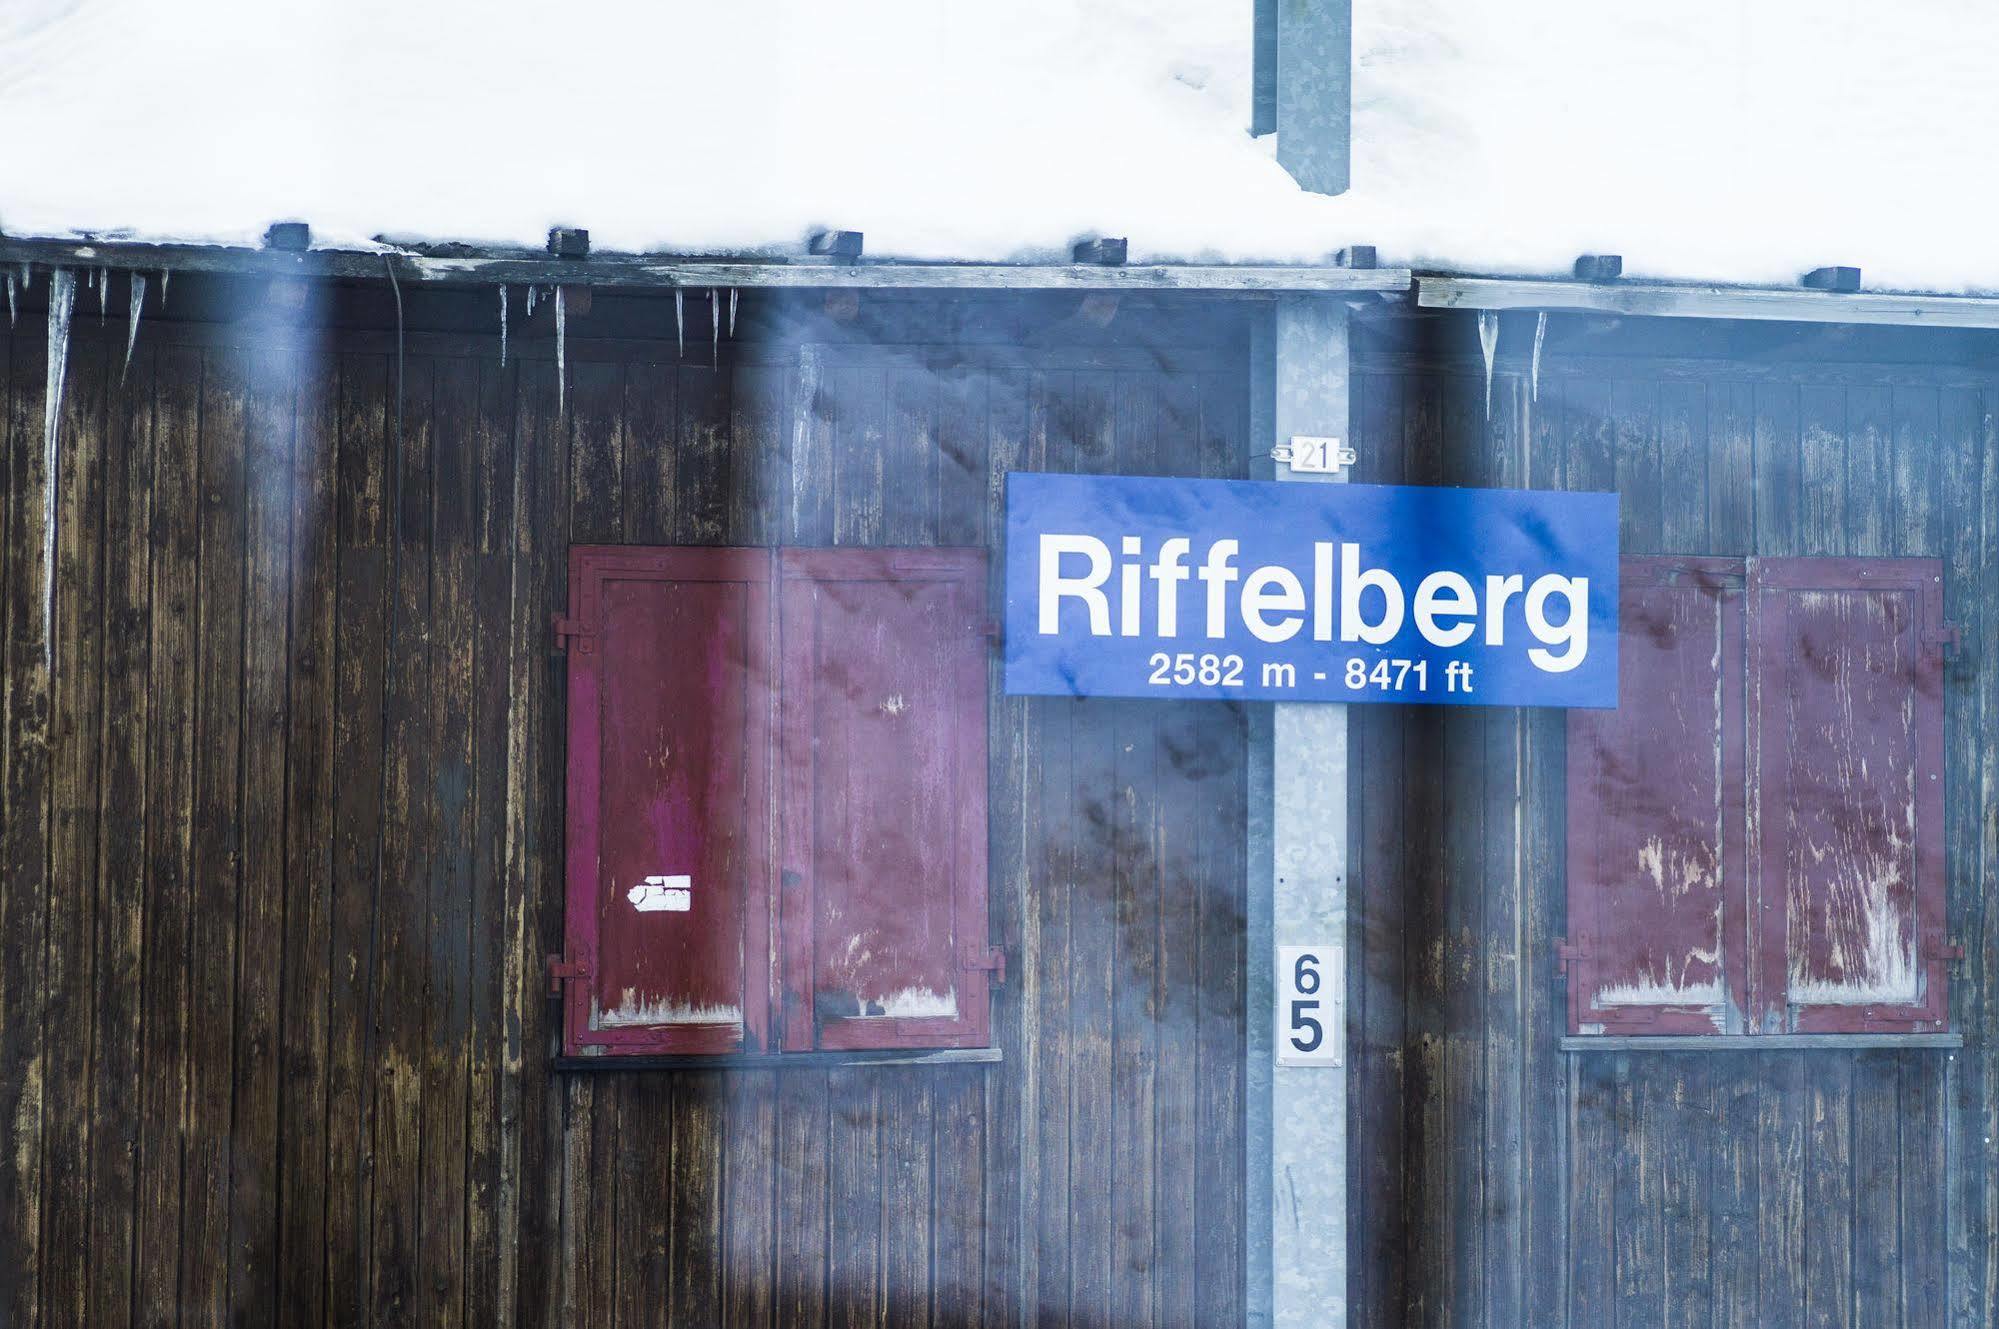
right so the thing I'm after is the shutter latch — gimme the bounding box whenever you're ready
[552,614,595,653]
[964,944,1007,986]
[547,953,590,996]
[1923,622,1962,660]
[1554,938,1585,976]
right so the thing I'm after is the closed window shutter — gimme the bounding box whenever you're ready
[559,546,774,1056]
[776,548,992,1051]
[1749,558,1949,1034]
[1566,557,1748,1035]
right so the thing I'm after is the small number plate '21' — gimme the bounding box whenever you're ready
[1276,943,1343,1067]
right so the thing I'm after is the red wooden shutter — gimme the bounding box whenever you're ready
[560,546,774,1056]
[1566,557,1748,1035]
[776,548,992,1050]
[1749,558,1949,1033]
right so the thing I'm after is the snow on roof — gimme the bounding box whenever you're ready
[2,1,1997,292]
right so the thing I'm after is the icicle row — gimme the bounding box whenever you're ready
[1477,309,1499,419]
[44,269,77,671]
[499,284,509,366]
[555,286,567,414]
[124,273,147,378]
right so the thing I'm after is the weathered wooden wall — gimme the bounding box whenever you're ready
[0,281,1250,1327]
[1347,315,1999,1328]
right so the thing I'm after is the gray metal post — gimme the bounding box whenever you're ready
[1246,296,1350,1328]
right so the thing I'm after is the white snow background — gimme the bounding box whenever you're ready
[1,0,1997,289]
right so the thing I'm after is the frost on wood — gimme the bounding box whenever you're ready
[591,991,742,1030]
[42,268,77,670]
[123,272,146,377]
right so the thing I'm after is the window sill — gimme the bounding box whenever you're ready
[1560,1032,1962,1053]
[553,1045,1003,1072]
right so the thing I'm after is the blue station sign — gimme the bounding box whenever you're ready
[1003,473,1620,708]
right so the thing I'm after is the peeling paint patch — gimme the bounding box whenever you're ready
[628,874,692,912]
[592,990,742,1029]
[858,986,958,1020]
[878,693,909,717]
[1596,976,1727,1008]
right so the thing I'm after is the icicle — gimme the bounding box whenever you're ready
[710,288,719,368]
[554,285,567,414]
[728,288,738,338]
[1530,311,1548,403]
[43,269,76,671]
[499,284,509,366]
[98,266,109,322]
[159,269,169,308]
[1477,309,1499,419]
[5,269,14,327]
[123,273,147,378]
[674,289,684,358]
[526,285,538,317]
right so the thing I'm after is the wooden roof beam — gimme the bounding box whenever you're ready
[0,235,1409,296]
[1419,275,1999,330]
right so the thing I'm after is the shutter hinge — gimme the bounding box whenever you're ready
[547,953,590,996]
[1924,622,1961,659]
[552,614,595,653]
[964,944,1007,986]
[1938,938,1967,964]
[1555,938,1585,976]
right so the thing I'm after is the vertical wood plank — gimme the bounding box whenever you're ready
[40,328,108,1329]
[325,350,390,1329]
[180,344,247,1323]
[721,1070,779,1328]
[1757,1053,1806,1329]
[130,342,202,1325]
[87,330,155,1328]
[275,345,340,1327]
[980,363,1031,1329]
[670,1073,725,1328]
[226,344,295,1326]
[465,356,520,1329]
[827,1069,883,1329]
[421,356,480,1329]
[369,355,437,1325]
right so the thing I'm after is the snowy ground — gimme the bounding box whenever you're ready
[1,1,1996,290]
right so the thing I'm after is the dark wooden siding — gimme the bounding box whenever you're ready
[0,285,1249,1327]
[1348,319,1998,1328]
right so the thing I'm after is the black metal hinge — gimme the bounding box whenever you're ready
[1554,938,1585,977]
[547,953,590,996]
[552,614,595,653]
[964,944,1007,986]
